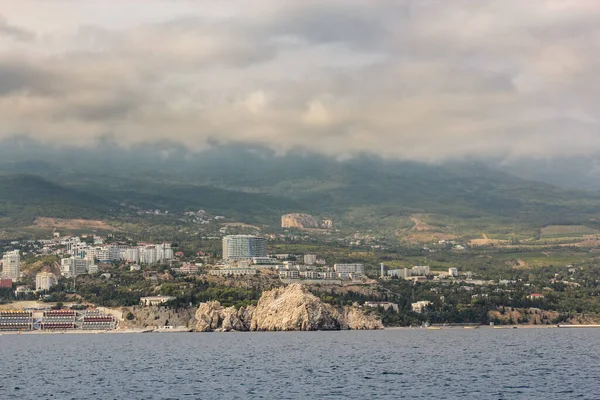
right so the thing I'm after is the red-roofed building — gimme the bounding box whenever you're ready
[0,279,12,289]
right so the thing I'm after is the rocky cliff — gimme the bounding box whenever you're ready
[194,284,383,332]
[120,306,197,329]
[281,213,320,229]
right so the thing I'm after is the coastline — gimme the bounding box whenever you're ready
[4,324,600,335]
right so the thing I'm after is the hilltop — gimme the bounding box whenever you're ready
[0,174,114,227]
[2,143,600,237]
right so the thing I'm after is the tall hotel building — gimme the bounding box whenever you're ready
[1,250,21,282]
[222,235,267,260]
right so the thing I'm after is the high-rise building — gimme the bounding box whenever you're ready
[36,272,57,291]
[140,246,157,264]
[124,248,140,263]
[156,243,173,262]
[1,250,21,282]
[222,235,267,260]
[60,257,96,278]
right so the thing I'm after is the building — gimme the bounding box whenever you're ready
[1,250,20,282]
[334,263,365,276]
[14,286,33,297]
[124,248,140,263]
[140,246,158,265]
[365,301,399,312]
[156,243,174,261]
[209,267,257,277]
[252,257,278,265]
[388,268,411,279]
[177,263,200,275]
[300,270,320,279]
[448,267,458,277]
[222,235,267,260]
[304,254,317,265]
[36,272,57,292]
[140,296,176,306]
[0,278,12,289]
[527,293,545,300]
[279,270,300,279]
[130,264,141,271]
[411,266,430,276]
[60,257,96,278]
[411,301,432,313]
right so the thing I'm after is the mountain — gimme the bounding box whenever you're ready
[2,140,600,233]
[0,174,114,226]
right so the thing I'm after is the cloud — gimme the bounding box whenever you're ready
[0,14,34,41]
[0,0,599,161]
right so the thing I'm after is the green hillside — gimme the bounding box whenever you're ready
[0,174,114,226]
[2,145,600,234]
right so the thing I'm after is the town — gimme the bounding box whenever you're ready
[2,221,598,332]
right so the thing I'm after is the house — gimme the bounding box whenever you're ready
[364,302,399,312]
[527,293,545,300]
[411,301,432,313]
[140,296,176,306]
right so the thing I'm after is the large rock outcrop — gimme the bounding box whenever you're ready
[193,284,383,332]
[250,284,339,331]
[195,301,254,332]
[281,213,320,229]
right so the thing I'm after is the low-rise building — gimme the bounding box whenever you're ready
[208,267,257,277]
[140,296,176,306]
[334,263,365,276]
[14,286,33,297]
[527,293,545,300]
[252,257,278,265]
[303,254,317,265]
[411,301,432,313]
[177,263,200,275]
[411,266,430,276]
[301,271,320,279]
[279,270,300,279]
[364,302,399,312]
[0,278,12,289]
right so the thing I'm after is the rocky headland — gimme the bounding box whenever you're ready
[194,283,383,332]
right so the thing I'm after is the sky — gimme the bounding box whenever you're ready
[0,0,598,161]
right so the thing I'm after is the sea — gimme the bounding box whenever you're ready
[1,328,599,399]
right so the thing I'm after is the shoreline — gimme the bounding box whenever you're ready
[3,324,600,335]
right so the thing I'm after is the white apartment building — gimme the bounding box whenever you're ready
[334,263,365,276]
[1,250,21,282]
[140,246,157,264]
[448,267,458,277]
[61,257,97,278]
[304,254,317,265]
[36,272,57,291]
[411,266,431,276]
[124,248,140,263]
[388,268,411,279]
[156,243,173,261]
[222,235,267,260]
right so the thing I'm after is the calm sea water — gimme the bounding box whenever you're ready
[1,328,599,399]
